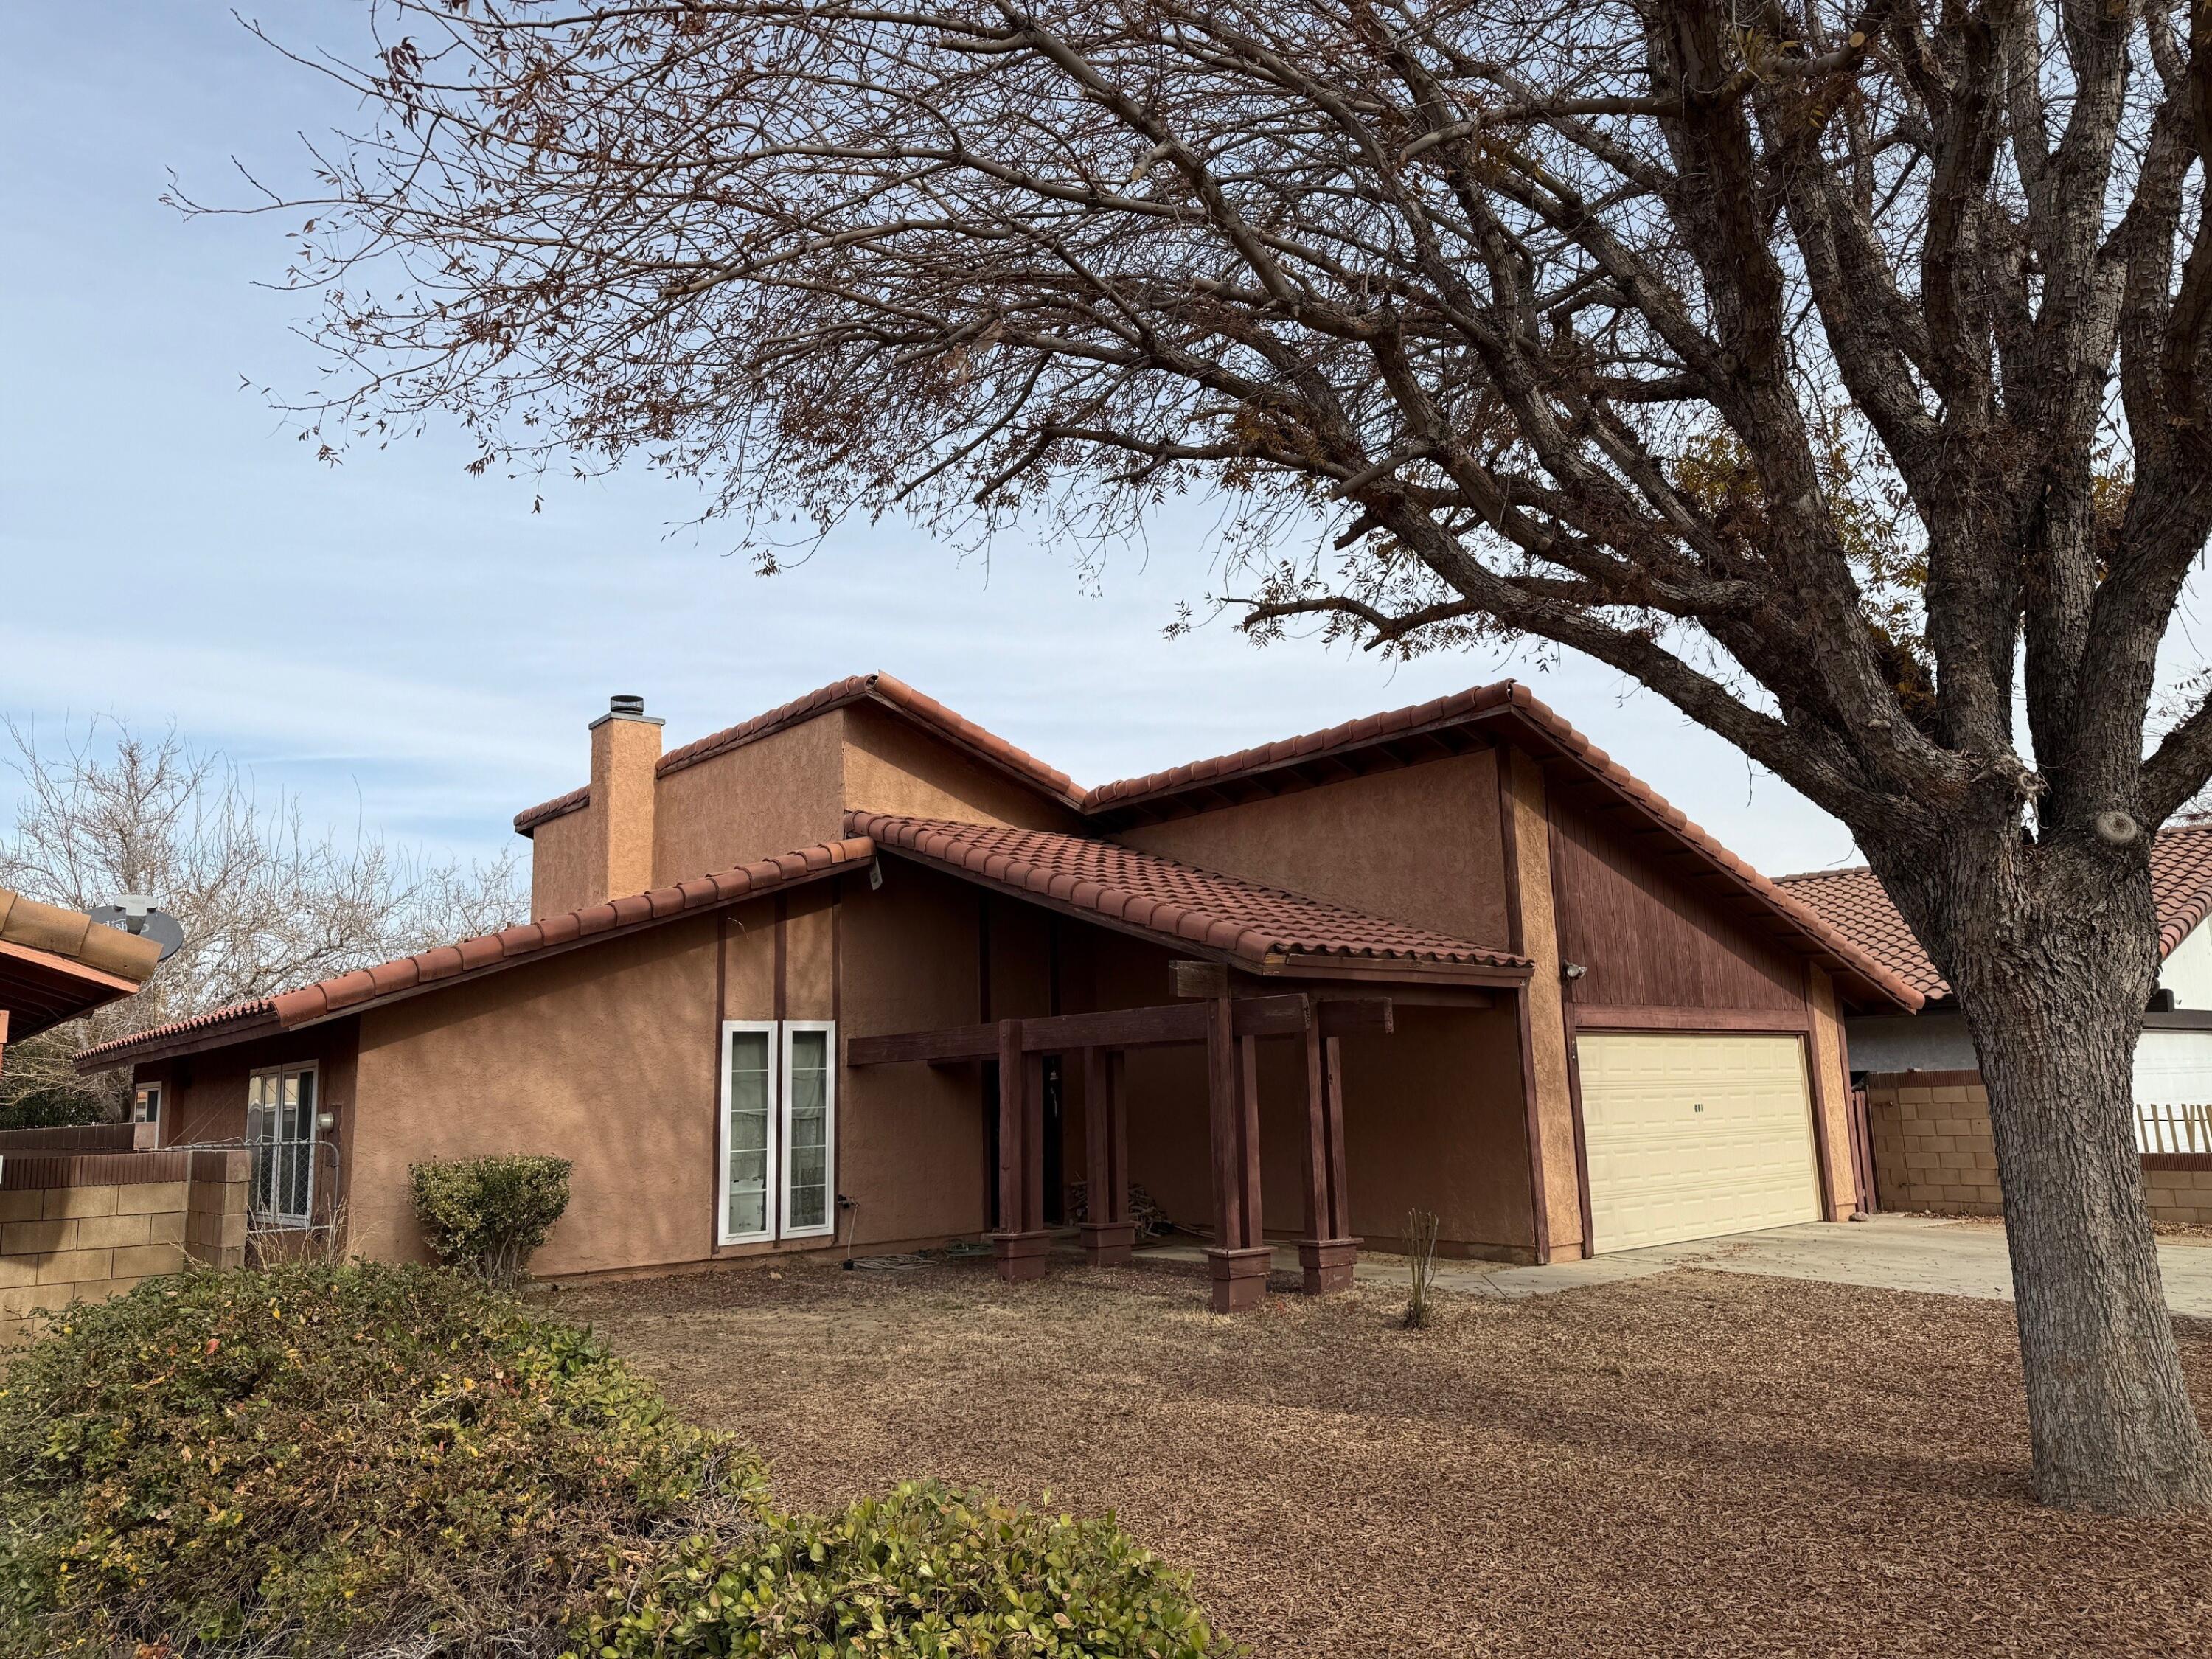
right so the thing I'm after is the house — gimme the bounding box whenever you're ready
[1779,835,2212,1213]
[0,888,159,1080]
[77,675,1919,1308]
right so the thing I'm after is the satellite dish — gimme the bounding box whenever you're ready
[90,896,187,962]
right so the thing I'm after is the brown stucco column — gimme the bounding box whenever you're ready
[1205,999,1270,1312]
[587,700,663,902]
[988,1018,1048,1281]
[1079,1046,1135,1265]
[1503,747,1587,1260]
[1296,1020,1360,1293]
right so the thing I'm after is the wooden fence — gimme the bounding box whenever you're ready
[2137,1101,2212,1155]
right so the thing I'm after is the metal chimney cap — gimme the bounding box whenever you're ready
[590,693,664,731]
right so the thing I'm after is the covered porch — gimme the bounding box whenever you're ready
[850,964,1396,1312]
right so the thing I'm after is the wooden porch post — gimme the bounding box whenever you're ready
[1205,994,1271,1312]
[1079,1046,1135,1265]
[1297,1023,1360,1293]
[987,1018,1048,1281]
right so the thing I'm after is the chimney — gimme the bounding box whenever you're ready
[589,694,663,902]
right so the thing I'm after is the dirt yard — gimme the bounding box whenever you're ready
[557,1251,2212,1658]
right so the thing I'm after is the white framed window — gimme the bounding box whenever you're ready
[133,1082,163,1126]
[246,1062,317,1227]
[717,1020,838,1245]
[720,1022,778,1244]
[781,1021,837,1238]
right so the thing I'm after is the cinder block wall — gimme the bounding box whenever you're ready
[1864,1070,2003,1214]
[0,1147,249,1346]
[1865,1070,2212,1225]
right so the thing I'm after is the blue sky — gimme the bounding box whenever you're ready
[0,2,1869,882]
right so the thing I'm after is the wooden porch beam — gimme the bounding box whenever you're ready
[846,992,1324,1067]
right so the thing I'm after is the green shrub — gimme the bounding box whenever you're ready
[0,1259,761,1657]
[569,1479,1222,1658]
[411,1153,574,1282]
[0,1085,106,1131]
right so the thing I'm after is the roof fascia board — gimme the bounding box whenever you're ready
[77,1010,285,1072]
[0,936,145,998]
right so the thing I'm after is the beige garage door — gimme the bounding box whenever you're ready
[1577,1032,1821,1253]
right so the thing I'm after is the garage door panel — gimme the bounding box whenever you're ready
[1579,1033,1820,1253]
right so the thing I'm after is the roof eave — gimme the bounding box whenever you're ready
[75,1008,285,1074]
[78,842,876,1074]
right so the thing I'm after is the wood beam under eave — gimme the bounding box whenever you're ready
[846,991,1354,1068]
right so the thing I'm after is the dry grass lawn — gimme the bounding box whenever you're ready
[558,1252,2212,1657]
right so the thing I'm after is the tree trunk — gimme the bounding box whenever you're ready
[1938,855,2212,1513]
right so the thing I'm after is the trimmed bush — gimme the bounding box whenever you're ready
[0,1259,759,1657]
[569,1479,1222,1658]
[411,1152,574,1282]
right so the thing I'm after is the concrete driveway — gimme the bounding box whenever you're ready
[1426,1214,2212,1317]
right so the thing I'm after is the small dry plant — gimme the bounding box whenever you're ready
[1402,1208,1441,1329]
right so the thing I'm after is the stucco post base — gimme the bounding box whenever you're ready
[1297,1237,1362,1295]
[1079,1220,1137,1265]
[988,1229,1051,1282]
[1205,1245,1274,1313]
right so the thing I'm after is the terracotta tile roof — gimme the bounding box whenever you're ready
[0,888,165,1040]
[849,813,1531,978]
[1084,681,1921,1012]
[0,888,161,984]
[512,784,589,835]
[509,672,1915,1007]
[77,839,875,1071]
[1779,821,2212,1003]
[514,673,1082,834]
[1081,683,1529,812]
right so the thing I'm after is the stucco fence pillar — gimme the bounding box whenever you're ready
[0,1146,250,1347]
[1863,1070,2212,1225]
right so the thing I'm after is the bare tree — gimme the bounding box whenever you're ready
[0,718,523,1120]
[197,1,2212,1511]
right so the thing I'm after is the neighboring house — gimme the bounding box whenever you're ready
[77,675,1919,1305]
[1781,830,2212,1120]
[0,888,159,1083]
[1780,837,2212,1220]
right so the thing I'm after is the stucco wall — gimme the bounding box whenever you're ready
[841,704,1083,835]
[652,712,851,887]
[1338,1002,1535,1259]
[336,867,1026,1279]
[836,862,996,1247]
[1116,751,1512,947]
[528,808,602,920]
[348,914,723,1276]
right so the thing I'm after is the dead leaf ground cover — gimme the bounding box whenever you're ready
[556,1253,2212,1657]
